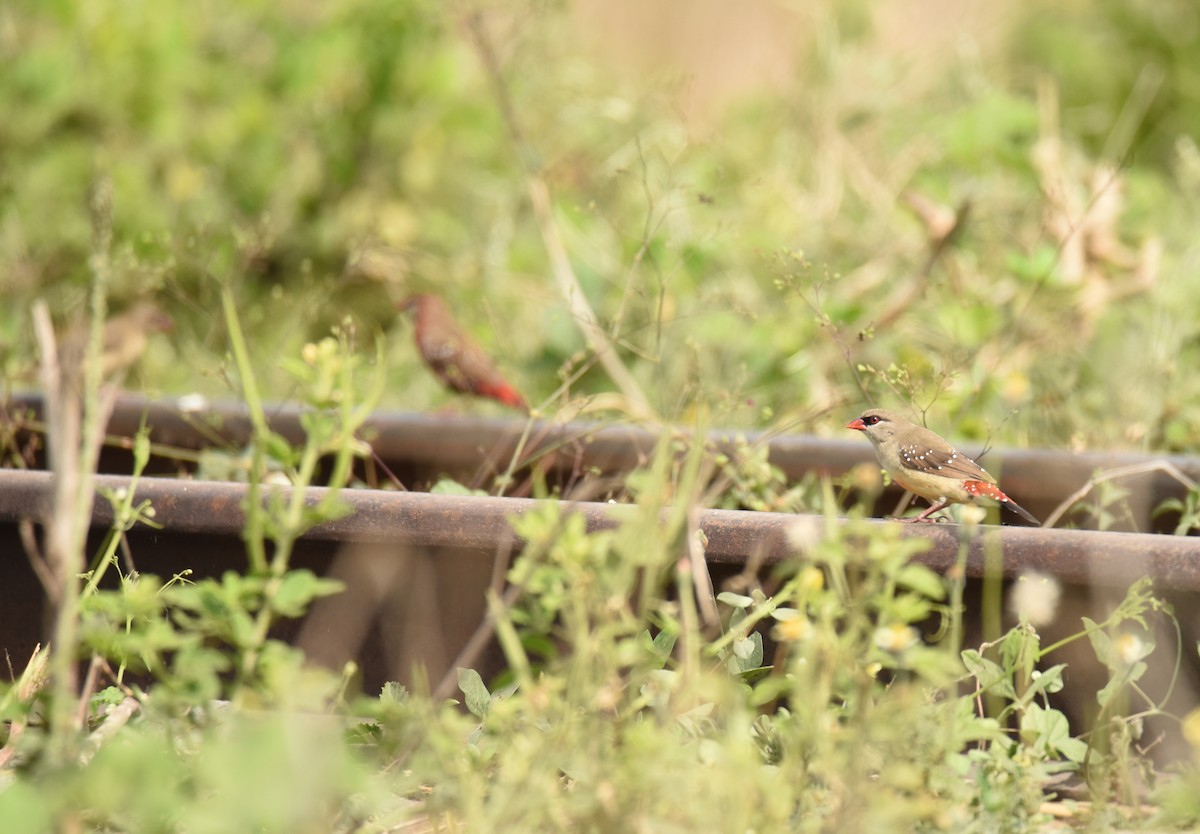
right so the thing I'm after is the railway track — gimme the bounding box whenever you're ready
[7,392,1200,529]
[3,392,1199,762]
[2,469,1196,588]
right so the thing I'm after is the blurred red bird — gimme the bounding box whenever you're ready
[396,294,528,411]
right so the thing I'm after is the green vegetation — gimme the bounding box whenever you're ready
[3,0,1200,830]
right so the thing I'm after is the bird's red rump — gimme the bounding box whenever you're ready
[477,381,528,410]
[399,292,528,411]
[963,480,1010,502]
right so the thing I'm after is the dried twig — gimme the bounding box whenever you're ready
[1042,461,1198,530]
[0,644,50,770]
[80,697,141,765]
[18,517,57,601]
[871,197,971,334]
[32,180,123,756]
[686,506,719,628]
[460,10,653,420]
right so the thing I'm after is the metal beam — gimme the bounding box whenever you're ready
[9,392,1200,528]
[3,470,1198,589]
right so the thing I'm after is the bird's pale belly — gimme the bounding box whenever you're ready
[890,469,971,503]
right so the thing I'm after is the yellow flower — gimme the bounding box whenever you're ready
[1184,707,1200,748]
[1115,632,1147,666]
[1002,371,1030,404]
[773,616,813,643]
[800,567,824,593]
[850,462,883,493]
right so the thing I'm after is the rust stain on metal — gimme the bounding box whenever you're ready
[2,470,1199,590]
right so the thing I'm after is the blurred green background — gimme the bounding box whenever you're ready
[3,0,1199,450]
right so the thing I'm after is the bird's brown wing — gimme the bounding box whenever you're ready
[420,335,471,394]
[408,294,527,409]
[895,443,996,484]
[454,343,509,395]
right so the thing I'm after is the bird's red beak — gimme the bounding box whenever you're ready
[845,417,866,431]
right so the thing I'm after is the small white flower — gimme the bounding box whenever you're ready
[1115,632,1148,666]
[960,505,987,526]
[176,393,209,413]
[873,623,918,653]
[1007,570,1062,627]
[787,517,822,553]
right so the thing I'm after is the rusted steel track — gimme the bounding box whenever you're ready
[6,397,1199,764]
[3,470,1199,589]
[5,393,1200,529]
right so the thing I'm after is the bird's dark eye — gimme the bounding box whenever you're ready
[863,414,880,426]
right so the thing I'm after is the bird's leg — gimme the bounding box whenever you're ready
[902,499,950,523]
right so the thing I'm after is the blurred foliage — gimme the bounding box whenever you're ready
[4,0,1200,827]
[1011,0,1200,168]
[2,463,1183,830]
[0,0,1197,449]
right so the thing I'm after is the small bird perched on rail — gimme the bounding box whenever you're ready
[58,301,174,381]
[396,293,528,411]
[96,301,175,377]
[846,408,1039,525]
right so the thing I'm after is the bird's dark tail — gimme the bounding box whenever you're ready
[1003,498,1040,525]
[964,479,1040,525]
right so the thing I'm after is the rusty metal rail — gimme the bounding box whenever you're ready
[3,470,1199,589]
[6,396,1199,760]
[7,392,1200,530]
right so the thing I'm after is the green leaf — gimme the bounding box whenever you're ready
[1022,663,1067,703]
[1084,618,1115,668]
[520,633,558,664]
[652,629,677,655]
[168,644,230,703]
[1153,498,1184,517]
[132,427,152,471]
[1021,702,1087,762]
[732,636,756,660]
[229,608,258,649]
[895,564,946,600]
[885,592,934,623]
[431,478,488,497]
[493,681,519,702]
[457,668,491,718]
[961,650,1016,699]
[1097,661,1148,708]
[89,686,126,714]
[270,570,345,618]
[1001,624,1039,669]
[379,681,408,705]
[737,665,773,685]
[345,722,382,746]
[641,628,677,664]
[717,592,753,609]
[905,646,966,684]
[728,633,764,674]
[262,430,299,467]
